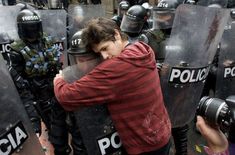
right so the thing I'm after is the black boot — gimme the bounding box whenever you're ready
[172,124,189,155]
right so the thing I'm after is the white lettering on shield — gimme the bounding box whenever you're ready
[97,132,122,155]
[224,66,235,78]
[169,66,210,84]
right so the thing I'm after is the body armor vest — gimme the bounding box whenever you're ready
[10,36,61,78]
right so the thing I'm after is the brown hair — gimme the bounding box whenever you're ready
[82,17,128,50]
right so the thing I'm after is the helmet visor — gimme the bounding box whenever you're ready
[153,9,175,29]
[68,52,101,66]
[19,22,42,41]
[120,14,144,33]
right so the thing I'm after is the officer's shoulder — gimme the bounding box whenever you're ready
[148,29,165,42]
[10,40,26,51]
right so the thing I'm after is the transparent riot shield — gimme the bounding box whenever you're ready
[36,9,67,52]
[160,4,229,127]
[68,4,105,40]
[0,6,21,40]
[215,18,235,100]
[61,56,124,155]
[0,6,67,52]
[0,54,45,155]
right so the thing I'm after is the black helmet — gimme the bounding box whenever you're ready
[183,0,198,4]
[142,2,153,18]
[17,9,43,42]
[118,0,130,18]
[68,30,99,65]
[231,9,235,19]
[111,15,122,27]
[120,5,148,34]
[153,0,179,29]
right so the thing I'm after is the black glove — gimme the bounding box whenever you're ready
[31,117,42,137]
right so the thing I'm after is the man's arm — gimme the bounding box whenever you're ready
[54,66,115,111]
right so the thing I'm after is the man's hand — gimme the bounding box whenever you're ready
[196,116,228,153]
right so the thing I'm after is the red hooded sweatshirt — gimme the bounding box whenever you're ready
[54,41,171,154]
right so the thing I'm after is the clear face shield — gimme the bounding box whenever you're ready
[20,21,43,42]
[120,14,145,34]
[63,52,102,83]
[153,9,175,30]
[68,51,102,71]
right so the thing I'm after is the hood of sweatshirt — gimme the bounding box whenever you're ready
[118,41,156,70]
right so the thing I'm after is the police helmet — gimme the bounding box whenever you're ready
[120,5,148,34]
[142,2,153,18]
[17,9,43,42]
[111,15,122,27]
[153,0,179,29]
[118,0,130,18]
[231,9,235,19]
[68,30,99,65]
[183,0,197,4]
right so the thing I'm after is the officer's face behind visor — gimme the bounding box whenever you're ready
[153,10,175,29]
[21,22,42,42]
[120,14,145,34]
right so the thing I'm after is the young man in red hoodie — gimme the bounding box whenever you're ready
[54,17,171,154]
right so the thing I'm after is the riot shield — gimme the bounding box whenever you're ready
[0,6,21,40]
[160,4,229,127]
[0,32,14,60]
[35,9,67,52]
[0,54,44,155]
[62,57,124,155]
[215,18,235,100]
[68,4,105,41]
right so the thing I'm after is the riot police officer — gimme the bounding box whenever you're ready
[139,0,179,63]
[120,5,150,42]
[112,0,130,27]
[6,8,71,155]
